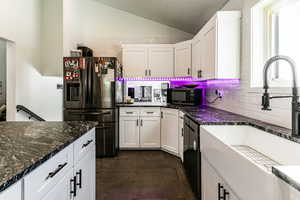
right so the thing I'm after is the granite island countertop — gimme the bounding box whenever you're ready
[0,121,97,193]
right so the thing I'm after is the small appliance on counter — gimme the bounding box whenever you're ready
[167,88,203,106]
[122,81,169,106]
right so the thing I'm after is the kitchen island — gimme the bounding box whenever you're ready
[0,121,97,200]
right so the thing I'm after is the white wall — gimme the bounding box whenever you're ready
[207,0,292,129]
[63,0,193,59]
[0,40,6,105]
[0,0,63,121]
[41,0,63,76]
[0,0,193,121]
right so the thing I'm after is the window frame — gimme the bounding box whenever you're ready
[250,0,300,92]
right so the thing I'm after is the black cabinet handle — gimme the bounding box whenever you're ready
[198,70,203,78]
[224,190,230,200]
[70,176,77,197]
[140,119,143,126]
[218,183,225,200]
[126,112,133,114]
[76,169,82,189]
[46,162,68,180]
[161,112,163,119]
[146,112,154,114]
[181,128,184,136]
[82,140,93,148]
[136,119,139,126]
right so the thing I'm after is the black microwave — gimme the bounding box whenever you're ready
[167,88,203,106]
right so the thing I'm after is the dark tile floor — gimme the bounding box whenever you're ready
[96,151,196,200]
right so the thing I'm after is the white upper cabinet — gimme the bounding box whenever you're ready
[148,45,174,77]
[192,37,202,78]
[122,44,174,78]
[174,40,192,77]
[192,11,241,79]
[122,46,148,78]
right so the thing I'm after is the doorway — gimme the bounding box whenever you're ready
[0,39,6,121]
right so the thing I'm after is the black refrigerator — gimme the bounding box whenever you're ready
[63,57,122,157]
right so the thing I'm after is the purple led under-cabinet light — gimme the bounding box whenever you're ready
[116,77,204,81]
[116,77,240,87]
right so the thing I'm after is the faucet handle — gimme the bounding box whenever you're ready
[262,92,272,111]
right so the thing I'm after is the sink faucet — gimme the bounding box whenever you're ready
[262,55,300,137]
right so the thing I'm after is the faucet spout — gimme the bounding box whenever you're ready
[262,55,300,137]
[263,55,298,98]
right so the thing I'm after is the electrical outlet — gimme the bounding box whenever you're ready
[215,89,223,98]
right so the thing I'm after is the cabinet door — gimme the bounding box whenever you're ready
[161,108,179,155]
[148,46,174,77]
[202,26,216,79]
[192,38,202,78]
[140,117,161,148]
[41,171,74,200]
[178,115,184,162]
[0,182,22,200]
[74,150,94,200]
[119,116,140,148]
[175,42,192,77]
[122,46,148,78]
[202,156,220,200]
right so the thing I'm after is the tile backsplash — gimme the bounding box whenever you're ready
[206,83,292,129]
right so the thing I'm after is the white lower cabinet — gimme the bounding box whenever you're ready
[0,182,22,200]
[161,108,179,155]
[140,116,161,148]
[21,128,96,200]
[119,107,161,149]
[120,116,140,148]
[202,156,239,200]
[74,150,94,200]
[41,171,74,200]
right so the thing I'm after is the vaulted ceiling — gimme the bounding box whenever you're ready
[96,0,229,34]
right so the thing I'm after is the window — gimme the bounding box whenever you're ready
[251,0,300,88]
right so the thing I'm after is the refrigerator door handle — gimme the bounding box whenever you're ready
[88,60,93,105]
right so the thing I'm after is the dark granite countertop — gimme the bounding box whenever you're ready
[0,121,97,193]
[118,103,296,142]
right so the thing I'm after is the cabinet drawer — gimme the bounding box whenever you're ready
[119,108,139,116]
[139,108,161,117]
[74,128,95,164]
[24,144,73,200]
